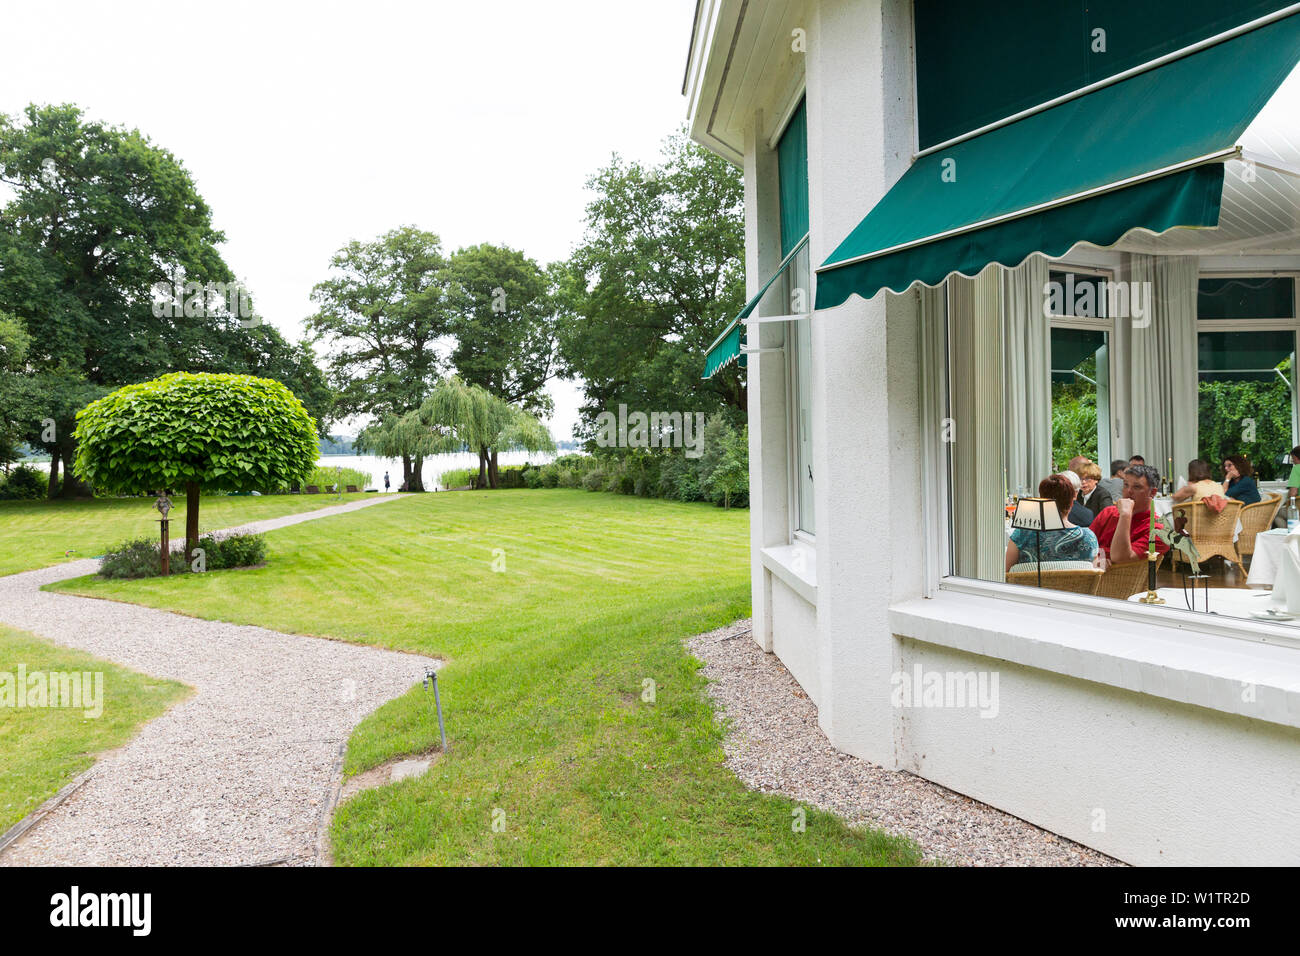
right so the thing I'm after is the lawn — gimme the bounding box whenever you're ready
[0,624,189,833]
[51,490,921,866]
[0,492,371,576]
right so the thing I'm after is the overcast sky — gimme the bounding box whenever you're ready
[0,0,699,441]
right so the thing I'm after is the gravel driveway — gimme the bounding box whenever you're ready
[0,494,435,866]
[688,620,1121,866]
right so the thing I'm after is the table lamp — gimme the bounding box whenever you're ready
[1011,497,1064,588]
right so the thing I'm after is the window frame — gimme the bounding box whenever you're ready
[1046,262,1117,468]
[1196,271,1300,465]
[923,265,1300,650]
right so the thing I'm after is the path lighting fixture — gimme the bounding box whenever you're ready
[1011,497,1063,589]
[423,667,447,751]
[154,492,173,576]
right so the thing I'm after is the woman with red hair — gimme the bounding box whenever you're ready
[1004,474,1101,571]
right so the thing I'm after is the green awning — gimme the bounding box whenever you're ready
[1199,330,1296,382]
[703,318,744,379]
[816,11,1300,309]
[1051,327,1106,384]
[702,234,810,379]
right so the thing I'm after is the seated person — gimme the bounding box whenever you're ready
[1090,464,1170,565]
[1099,459,1126,501]
[1078,461,1113,515]
[1288,445,1300,502]
[1058,470,1093,527]
[1172,459,1221,503]
[1223,455,1261,504]
[1005,474,1100,571]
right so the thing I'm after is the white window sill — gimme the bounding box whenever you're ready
[889,586,1300,731]
[762,542,817,605]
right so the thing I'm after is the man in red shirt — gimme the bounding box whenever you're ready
[1090,464,1170,565]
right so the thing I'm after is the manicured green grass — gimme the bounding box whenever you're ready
[0,624,189,832]
[51,490,921,866]
[0,492,370,576]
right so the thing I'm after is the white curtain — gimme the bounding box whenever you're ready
[1126,254,1199,484]
[1001,254,1052,494]
[949,270,1007,580]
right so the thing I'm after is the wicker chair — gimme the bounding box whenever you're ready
[1238,493,1282,559]
[1171,499,1243,569]
[1006,567,1103,595]
[1096,553,1164,601]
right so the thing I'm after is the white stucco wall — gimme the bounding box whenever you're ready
[708,0,1300,865]
[896,637,1300,866]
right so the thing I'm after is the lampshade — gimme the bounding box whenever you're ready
[1011,497,1066,532]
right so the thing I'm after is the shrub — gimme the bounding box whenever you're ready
[557,468,581,489]
[203,533,267,569]
[582,469,607,491]
[301,465,370,493]
[539,464,560,488]
[438,467,476,489]
[98,532,268,578]
[0,465,46,500]
[98,539,166,579]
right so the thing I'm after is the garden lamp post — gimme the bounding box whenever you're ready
[155,492,172,576]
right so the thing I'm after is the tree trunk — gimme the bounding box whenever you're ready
[401,455,412,491]
[477,447,489,489]
[410,455,424,492]
[46,452,60,499]
[59,445,90,497]
[186,481,200,566]
[488,449,500,489]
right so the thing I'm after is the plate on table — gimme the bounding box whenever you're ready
[1250,606,1296,621]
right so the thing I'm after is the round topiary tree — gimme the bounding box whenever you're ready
[73,372,319,562]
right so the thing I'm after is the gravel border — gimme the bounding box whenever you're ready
[0,494,435,866]
[687,619,1121,866]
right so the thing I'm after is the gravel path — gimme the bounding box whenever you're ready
[0,494,435,866]
[688,620,1121,867]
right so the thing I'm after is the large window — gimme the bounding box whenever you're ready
[1048,269,1113,472]
[935,254,1300,637]
[777,99,813,536]
[1197,276,1298,480]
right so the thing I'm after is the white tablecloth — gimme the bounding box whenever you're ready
[1247,528,1292,587]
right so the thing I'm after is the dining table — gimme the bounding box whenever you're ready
[1247,528,1292,588]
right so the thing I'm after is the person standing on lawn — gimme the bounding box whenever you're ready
[384,471,391,492]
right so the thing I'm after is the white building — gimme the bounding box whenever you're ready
[687,0,1300,865]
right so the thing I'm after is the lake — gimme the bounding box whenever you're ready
[317,452,554,491]
[16,451,556,492]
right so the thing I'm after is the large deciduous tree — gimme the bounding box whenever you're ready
[307,226,451,490]
[0,104,329,494]
[443,243,559,479]
[73,372,319,562]
[557,131,746,444]
[418,376,555,489]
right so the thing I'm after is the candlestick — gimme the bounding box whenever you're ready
[1139,497,1166,604]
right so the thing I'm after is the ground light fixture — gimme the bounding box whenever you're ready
[1010,497,1063,588]
[423,667,447,751]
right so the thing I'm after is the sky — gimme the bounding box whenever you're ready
[0,0,699,441]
